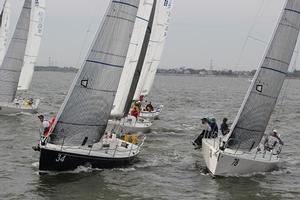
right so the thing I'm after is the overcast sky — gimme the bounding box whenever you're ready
[3,0,299,70]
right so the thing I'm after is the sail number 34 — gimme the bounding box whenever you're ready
[56,154,66,162]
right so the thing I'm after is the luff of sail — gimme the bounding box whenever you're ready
[18,0,46,91]
[227,0,300,150]
[0,0,32,103]
[134,0,173,98]
[50,0,140,146]
[123,0,156,115]
[0,0,10,66]
[111,0,154,117]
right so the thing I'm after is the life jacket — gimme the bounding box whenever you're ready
[43,117,55,137]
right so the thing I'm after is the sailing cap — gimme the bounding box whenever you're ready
[273,129,277,133]
[38,114,44,119]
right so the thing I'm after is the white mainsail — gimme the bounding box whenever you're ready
[50,0,140,146]
[0,0,10,65]
[111,0,154,117]
[0,0,32,103]
[227,0,300,150]
[18,0,46,91]
[134,0,173,98]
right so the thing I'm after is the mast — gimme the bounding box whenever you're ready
[18,0,46,91]
[227,0,300,150]
[111,0,154,117]
[50,0,140,146]
[0,0,32,103]
[123,0,156,115]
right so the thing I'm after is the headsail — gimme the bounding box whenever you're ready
[134,0,173,98]
[111,0,154,117]
[18,0,46,91]
[227,0,300,150]
[50,0,140,146]
[0,0,10,65]
[123,0,156,115]
[0,0,32,103]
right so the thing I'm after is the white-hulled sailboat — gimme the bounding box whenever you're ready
[134,0,173,120]
[18,0,45,91]
[202,0,300,176]
[38,0,145,171]
[0,0,10,65]
[0,0,41,115]
[110,0,174,132]
[108,0,156,133]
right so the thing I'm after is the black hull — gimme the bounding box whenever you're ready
[39,148,137,171]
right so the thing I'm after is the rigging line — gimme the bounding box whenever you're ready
[234,0,267,70]
[75,3,104,68]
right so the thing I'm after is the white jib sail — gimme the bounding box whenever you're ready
[111,0,154,116]
[134,0,174,99]
[0,0,10,65]
[18,0,46,91]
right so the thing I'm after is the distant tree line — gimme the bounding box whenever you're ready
[34,66,78,73]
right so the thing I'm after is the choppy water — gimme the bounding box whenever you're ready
[0,72,300,200]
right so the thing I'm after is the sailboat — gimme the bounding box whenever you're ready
[202,0,300,176]
[108,0,156,134]
[0,0,10,65]
[0,0,40,115]
[38,0,145,171]
[109,0,173,132]
[134,0,173,120]
[18,0,46,91]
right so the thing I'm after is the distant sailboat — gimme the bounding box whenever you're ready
[18,0,46,91]
[110,0,173,130]
[38,0,144,171]
[202,0,300,176]
[135,0,173,120]
[0,0,40,115]
[0,0,10,65]
[109,0,155,133]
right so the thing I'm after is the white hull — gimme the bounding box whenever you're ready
[139,104,163,120]
[108,116,152,133]
[0,99,40,115]
[202,138,280,176]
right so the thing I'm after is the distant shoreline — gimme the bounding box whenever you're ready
[34,66,300,79]
[34,66,78,73]
[156,73,300,79]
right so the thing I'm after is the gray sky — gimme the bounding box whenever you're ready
[4,0,299,70]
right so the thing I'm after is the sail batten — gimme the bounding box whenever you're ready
[227,0,300,150]
[0,0,32,102]
[50,0,140,146]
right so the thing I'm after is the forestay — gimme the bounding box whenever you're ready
[111,0,154,117]
[228,0,300,150]
[0,0,31,103]
[50,0,140,146]
[135,0,173,98]
[18,0,46,91]
[0,0,10,65]
[123,0,156,115]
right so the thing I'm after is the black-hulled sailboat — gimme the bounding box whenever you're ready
[38,0,145,171]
